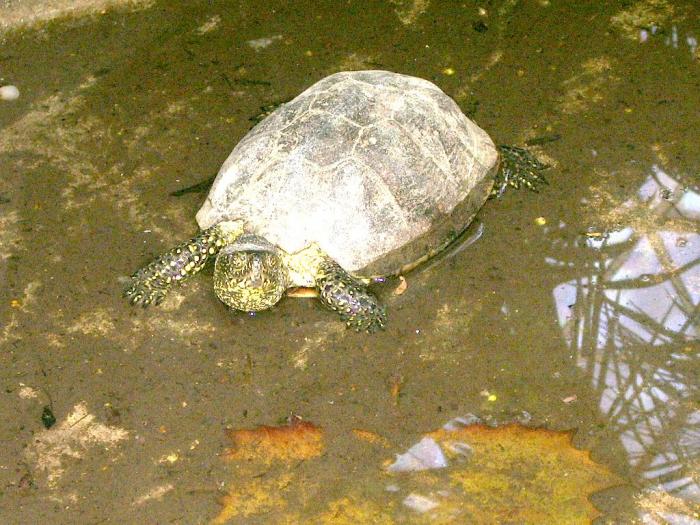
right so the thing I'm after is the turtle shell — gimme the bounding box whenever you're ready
[196,70,498,277]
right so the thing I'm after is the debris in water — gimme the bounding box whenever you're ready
[352,429,389,447]
[18,384,39,399]
[386,437,448,472]
[223,417,324,464]
[158,452,180,464]
[41,406,56,429]
[0,85,20,101]
[421,422,623,522]
[247,35,283,51]
[215,418,325,524]
[196,15,221,34]
[389,374,404,405]
[393,275,408,295]
[214,417,621,522]
[472,20,488,33]
[403,493,439,513]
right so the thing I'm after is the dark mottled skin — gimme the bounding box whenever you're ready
[126,227,386,331]
[213,250,288,311]
[492,145,549,198]
[124,225,225,306]
[316,258,386,333]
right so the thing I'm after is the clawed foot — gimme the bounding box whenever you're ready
[123,221,245,309]
[492,145,549,198]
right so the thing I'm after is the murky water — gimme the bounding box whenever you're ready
[1,1,698,523]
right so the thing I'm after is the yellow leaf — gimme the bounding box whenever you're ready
[213,475,291,524]
[352,429,390,447]
[317,497,395,524]
[426,423,623,523]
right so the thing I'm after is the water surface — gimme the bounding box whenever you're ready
[1,1,698,522]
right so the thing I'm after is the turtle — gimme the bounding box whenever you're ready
[124,70,547,332]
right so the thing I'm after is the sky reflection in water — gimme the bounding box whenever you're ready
[552,166,699,510]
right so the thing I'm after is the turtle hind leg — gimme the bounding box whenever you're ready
[492,145,549,198]
[124,220,244,307]
[315,258,386,333]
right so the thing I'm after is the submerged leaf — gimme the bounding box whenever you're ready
[213,475,291,524]
[422,423,623,523]
[223,418,324,464]
[214,419,324,523]
[214,420,622,524]
[352,429,390,447]
[316,497,395,524]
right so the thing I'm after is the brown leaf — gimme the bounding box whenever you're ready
[223,418,324,464]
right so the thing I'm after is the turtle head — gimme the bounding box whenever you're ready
[213,234,288,311]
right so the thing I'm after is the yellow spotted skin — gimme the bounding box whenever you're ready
[213,250,288,311]
[491,145,548,198]
[125,224,385,332]
[315,257,386,333]
[124,220,243,306]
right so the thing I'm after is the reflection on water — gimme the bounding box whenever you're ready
[552,167,700,512]
[639,24,698,58]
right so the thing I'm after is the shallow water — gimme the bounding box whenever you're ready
[1,1,698,523]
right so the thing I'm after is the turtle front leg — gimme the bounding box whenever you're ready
[315,258,387,333]
[124,220,244,307]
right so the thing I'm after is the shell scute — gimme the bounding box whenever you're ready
[196,71,498,276]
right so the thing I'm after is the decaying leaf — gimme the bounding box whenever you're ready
[213,475,292,524]
[389,374,404,406]
[316,497,395,524]
[352,429,390,447]
[214,419,623,524]
[422,423,624,523]
[223,418,324,464]
[215,419,325,523]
